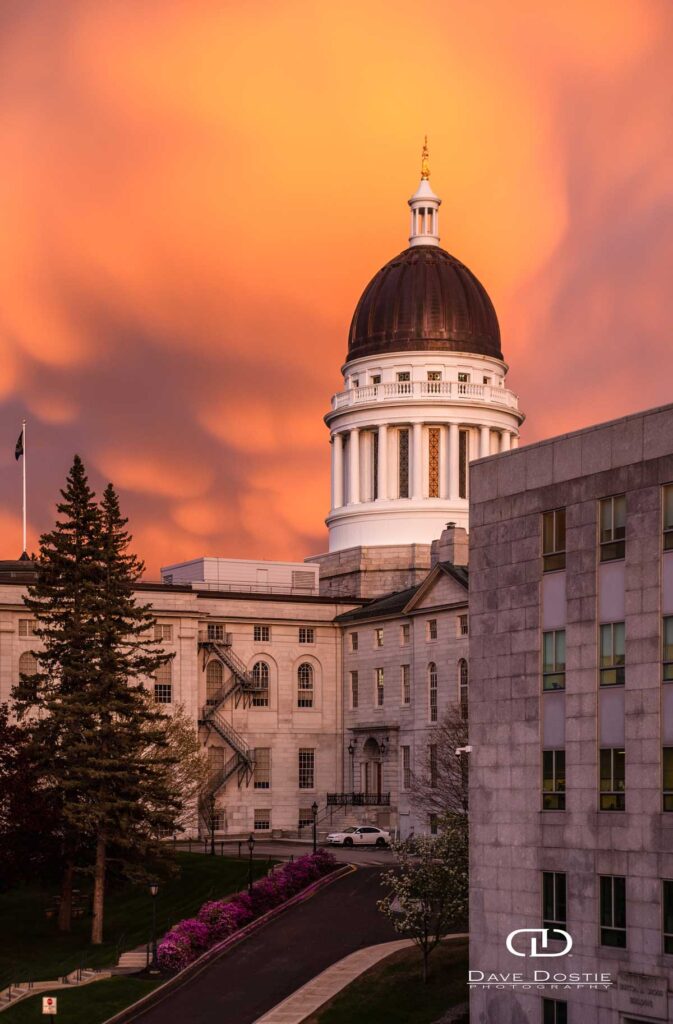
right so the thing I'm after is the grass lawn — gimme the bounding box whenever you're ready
[305,937,469,1024]
[0,977,162,1024]
[0,853,272,988]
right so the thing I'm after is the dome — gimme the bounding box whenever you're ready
[347,245,502,363]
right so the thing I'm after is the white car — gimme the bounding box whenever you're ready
[326,826,391,848]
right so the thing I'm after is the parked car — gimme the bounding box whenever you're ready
[326,826,391,848]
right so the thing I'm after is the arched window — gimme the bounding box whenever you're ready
[428,662,438,723]
[459,659,468,719]
[154,661,172,704]
[251,661,269,707]
[18,651,38,682]
[297,663,314,708]
[206,660,223,705]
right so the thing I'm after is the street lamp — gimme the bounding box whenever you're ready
[148,882,159,974]
[311,800,318,855]
[247,833,255,895]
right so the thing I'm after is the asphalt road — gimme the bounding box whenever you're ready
[176,839,396,867]
[129,867,397,1024]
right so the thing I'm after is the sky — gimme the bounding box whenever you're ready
[0,0,672,575]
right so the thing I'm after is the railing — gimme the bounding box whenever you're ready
[332,379,519,411]
[203,708,253,762]
[327,792,391,807]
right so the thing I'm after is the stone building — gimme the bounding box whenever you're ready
[469,403,673,1024]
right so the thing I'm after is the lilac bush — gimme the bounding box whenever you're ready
[157,850,337,971]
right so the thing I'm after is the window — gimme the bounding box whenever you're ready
[429,663,438,722]
[206,660,223,705]
[600,622,625,686]
[372,430,379,501]
[154,623,173,641]
[542,750,566,810]
[457,372,470,383]
[542,998,567,1024]
[401,664,411,705]
[208,747,224,771]
[427,619,438,641]
[600,875,626,947]
[458,430,468,499]
[428,428,440,497]
[251,660,269,707]
[371,374,381,385]
[297,663,314,708]
[400,623,410,645]
[427,370,442,381]
[18,650,38,680]
[396,371,410,382]
[18,618,37,637]
[542,872,567,937]
[600,748,625,810]
[154,662,172,704]
[664,485,673,550]
[254,748,271,789]
[207,623,225,641]
[211,809,225,831]
[664,748,673,811]
[459,659,468,718]
[542,509,566,572]
[254,624,270,643]
[254,809,271,831]
[429,813,438,835]
[298,808,313,830]
[458,614,469,637]
[483,376,491,385]
[299,627,315,644]
[599,495,626,561]
[402,746,411,790]
[429,744,438,788]
[374,627,384,647]
[543,630,566,690]
[350,671,359,709]
[352,377,359,388]
[398,429,409,499]
[663,880,673,953]
[298,748,315,789]
[375,668,384,706]
[350,632,359,652]
[663,617,673,681]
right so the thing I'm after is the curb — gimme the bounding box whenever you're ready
[102,864,355,1024]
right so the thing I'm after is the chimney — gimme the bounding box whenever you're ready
[431,522,468,568]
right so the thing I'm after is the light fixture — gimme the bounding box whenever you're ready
[149,882,159,898]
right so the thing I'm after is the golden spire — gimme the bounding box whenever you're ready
[421,135,430,180]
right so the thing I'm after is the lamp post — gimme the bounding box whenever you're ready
[210,794,216,857]
[311,801,318,855]
[148,882,159,974]
[347,741,355,794]
[247,833,255,895]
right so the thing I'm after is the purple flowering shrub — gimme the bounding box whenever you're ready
[157,850,337,971]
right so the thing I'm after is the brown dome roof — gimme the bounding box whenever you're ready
[348,245,502,362]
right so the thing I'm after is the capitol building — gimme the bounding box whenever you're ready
[0,152,523,840]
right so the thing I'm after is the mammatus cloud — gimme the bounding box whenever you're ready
[0,1,671,573]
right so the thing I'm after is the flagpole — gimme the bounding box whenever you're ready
[22,419,26,554]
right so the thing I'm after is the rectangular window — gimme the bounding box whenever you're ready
[542,871,567,936]
[254,809,270,831]
[374,627,384,647]
[663,880,673,954]
[600,748,625,811]
[664,617,673,681]
[427,619,438,641]
[427,370,442,381]
[664,484,673,550]
[401,664,411,705]
[350,631,359,652]
[429,664,438,723]
[154,683,172,704]
[402,746,411,790]
[428,427,440,498]
[299,627,315,644]
[254,748,271,789]
[542,508,566,572]
[371,374,381,385]
[664,748,673,811]
[459,430,468,499]
[457,372,470,383]
[207,623,225,641]
[400,623,410,645]
[600,622,625,686]
[543,630,566,690]
[375,668,384,706]
[542,750,566,810]
[458,614,469,637]
[429,813,438,835]
[154,623,173,641]
[298,748,315,789]
[254,624,270,643]
[18,619,37,637]
[600,875,626,947]
[298,808,313,830]
[398,429,409,498]
[210,809,225,832]
[429,744,438,788]
[396,371,410,382]
[542,998,568,1024]
[350,671,359,709]
[599,494,626,561]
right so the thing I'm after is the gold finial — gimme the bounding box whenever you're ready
[421,135,430,180]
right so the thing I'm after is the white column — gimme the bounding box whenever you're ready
[449,423,459,500]
[511,432,519,449]
[349,428,360,504]
[439,426,449,498]
[500,431,511,452]
[332,433,343,509]
[412,423,423,499]
[480,425,490,458]
[377,424,388,500]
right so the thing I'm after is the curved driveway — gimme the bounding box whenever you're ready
[130,867,397,1024]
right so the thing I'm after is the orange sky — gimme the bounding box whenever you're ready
[0,0,672,575]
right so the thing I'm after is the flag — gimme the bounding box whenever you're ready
[14,428,23,461]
